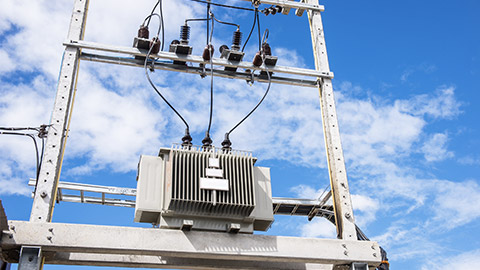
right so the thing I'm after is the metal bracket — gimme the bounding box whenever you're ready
[17,247,41,270]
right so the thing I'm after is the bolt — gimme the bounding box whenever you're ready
[28,256,33,262]
[345,212,351,218]
[10,225,15,230]
[47,236,52,240]
[373,253,377,257]
[40,192,47,198]
[342,244,347,248]
[48,228,54,232]
[344,251,348,256]
[9,235,13,239]
[371,245,376,250]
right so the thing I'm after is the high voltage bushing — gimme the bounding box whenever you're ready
[169,24,193,65]
[220,29,245,72]
[180,25,190,44]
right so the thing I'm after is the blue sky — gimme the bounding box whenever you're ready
[1,0,479,269]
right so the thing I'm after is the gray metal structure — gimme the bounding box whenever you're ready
[0,0,381,269]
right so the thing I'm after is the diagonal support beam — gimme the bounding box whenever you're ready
[29,0,89,223]
[306,0,357,240]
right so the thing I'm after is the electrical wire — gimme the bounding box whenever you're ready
[159,0,165,51]
[210,13,240,29]
[146,0,160,27]
[226,55,272,135]
[241,8,258,52]
[187,0,255,11]
[206,14,215,137]
[144,15,190,137]
[0,131,40,181]
[256,11,261,50]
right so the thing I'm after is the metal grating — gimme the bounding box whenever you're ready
[168,144,256,218]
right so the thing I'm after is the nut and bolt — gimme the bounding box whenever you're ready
[40,192,47,198]
[345,212,351,218]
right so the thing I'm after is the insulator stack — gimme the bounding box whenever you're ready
[231,30,242,50]
[180,25,191,44]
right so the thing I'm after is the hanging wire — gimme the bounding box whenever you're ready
[187,0,255,11]
[256,11,261,50]
[242,8,258,52]
[227,57,272,136]
[159,0,165,51]
[210,13,240,29]
[145,0,161,27]
[143,10,191,143]
[0,129,40,191]
[206,15,215,135]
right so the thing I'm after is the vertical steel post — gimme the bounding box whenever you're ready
[29,0,89,223]
[17,247,41,270]
[306,0,357,240]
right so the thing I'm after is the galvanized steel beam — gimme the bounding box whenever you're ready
[2,221,382,268]
[307,0,357,240]
[64,40,333,79]
[29,0,90,223]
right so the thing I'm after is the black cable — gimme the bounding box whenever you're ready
[146,0,161,27]
[242,8,258,52]
[256,11,261,50]
[159,0,165,51]
[206,2,210,45]
[0,131,40,181]
[227,57,272,135]
[144,25,190,139]
[0,127,40,131]
[187,0,255,11]
[143,14,162,38]
[211,13,240,29]
[206,18,214,135]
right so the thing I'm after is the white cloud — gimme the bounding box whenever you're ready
[397,86,460,119]
[421,133,454,162]
[290,184,328,200]
[458,156,480,166]
[0,50,15,72]
[351,194,379,227]
[422,249,480,270]
[300,218,337,238]
[430,179,480,229]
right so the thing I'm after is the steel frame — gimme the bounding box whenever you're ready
[1,0,378,269]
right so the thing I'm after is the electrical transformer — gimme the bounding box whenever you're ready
[134,144,274,233]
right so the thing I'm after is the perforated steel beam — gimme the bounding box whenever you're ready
[2,221,382,269]
[29,0,89,223]
[307,0,357,240]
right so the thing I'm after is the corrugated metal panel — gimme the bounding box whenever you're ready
[168,144,256,218]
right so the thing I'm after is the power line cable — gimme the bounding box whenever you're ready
[241,8,258,52]
[143,13,192,145]
[0,130,40,187]
[221,54,272,150]
[186,0,255,11]
[146,0,160,27]
[202,12,215,147]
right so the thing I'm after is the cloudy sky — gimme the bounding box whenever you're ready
[1,0,479,269]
